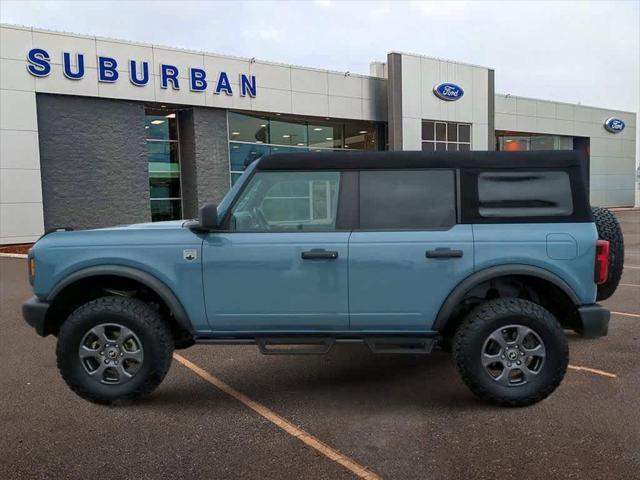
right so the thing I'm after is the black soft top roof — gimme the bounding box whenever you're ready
[256,150,585,171]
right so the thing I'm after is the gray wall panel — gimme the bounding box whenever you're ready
[191,107,230,207]
[36,94,150,231]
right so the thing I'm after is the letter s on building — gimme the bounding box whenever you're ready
[27,48,52,77]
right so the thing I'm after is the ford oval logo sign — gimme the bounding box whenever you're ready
[604,117,625,133]
[433,82,464,101]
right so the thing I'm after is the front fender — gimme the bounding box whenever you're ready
[47,265,193,333]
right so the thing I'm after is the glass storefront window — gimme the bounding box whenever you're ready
[145,113,178,141]
[227,112,381,185]
[344,123,376,150]
[497,134,575,152]
[146,108,182,222]
[270,119,308,146]
[422,121,471,152]
[228,112,269,143]
[308,122,343,148]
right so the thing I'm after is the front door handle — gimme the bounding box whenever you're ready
[426,249,464,259]
[301,250,339,260]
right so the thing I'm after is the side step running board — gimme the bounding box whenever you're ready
[364,337,435,354]
[257,337,335,355]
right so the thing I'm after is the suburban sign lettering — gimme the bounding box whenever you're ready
[433,82,464,101]
[604,117,625,134]
[26,48,257,97]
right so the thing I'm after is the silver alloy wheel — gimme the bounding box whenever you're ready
[78,323,144,385]
[481,324,546,386]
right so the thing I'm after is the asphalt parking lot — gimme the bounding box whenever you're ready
[1,210,639,480]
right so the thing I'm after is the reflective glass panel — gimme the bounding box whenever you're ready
[309,122,343,148]
[229,142,271,171]
[145,113,178,141]
[228,112,269,143]
[270,119,308,146]
[150,199,182,222]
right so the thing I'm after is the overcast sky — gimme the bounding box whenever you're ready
[1,0,638,113]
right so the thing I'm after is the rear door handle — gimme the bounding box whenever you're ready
[301,250,339,260]
[426,249,463,259]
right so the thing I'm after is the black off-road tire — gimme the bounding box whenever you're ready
[592,207,624,301]
[57,296,174,405]
[453,298,569,407]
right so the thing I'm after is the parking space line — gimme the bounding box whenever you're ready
[173,353,381,480]
[619,283,639,288]
[625,265,640,269]
[568,364,617,378]
[612,311,640,318]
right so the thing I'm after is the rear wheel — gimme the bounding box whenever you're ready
[592,207,624,301]
[57,296,174,404]
[453,298,568,407]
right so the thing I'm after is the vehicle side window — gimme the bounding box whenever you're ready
[478,171,573,217]
[359,170,456,230]
[229,171,341,232]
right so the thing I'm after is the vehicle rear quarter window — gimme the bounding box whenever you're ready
[477,171,573,217]
[359,170,456,229]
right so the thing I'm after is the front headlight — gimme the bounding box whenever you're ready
[28,249,35,285]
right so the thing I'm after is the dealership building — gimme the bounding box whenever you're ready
[0,23,637,244]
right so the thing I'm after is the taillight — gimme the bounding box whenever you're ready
[595,240,610,285]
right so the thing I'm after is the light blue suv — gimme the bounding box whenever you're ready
[22,150,623,406]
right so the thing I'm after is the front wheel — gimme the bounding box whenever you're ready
[57,296,174,404]
[453,298,568,407]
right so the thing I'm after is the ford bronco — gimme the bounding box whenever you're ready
[22,150,624,406]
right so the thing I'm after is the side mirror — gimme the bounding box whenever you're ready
[199,202,219,230]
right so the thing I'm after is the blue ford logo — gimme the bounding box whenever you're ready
[433,82,464,101]
[604,117,625,133]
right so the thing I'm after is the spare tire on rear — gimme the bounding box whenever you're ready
[592,207,624,300]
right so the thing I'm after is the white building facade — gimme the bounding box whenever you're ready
[0,24,636,244]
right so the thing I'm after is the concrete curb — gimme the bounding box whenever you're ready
[0,253,28,259]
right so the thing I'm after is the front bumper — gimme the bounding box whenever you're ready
[22,296,50,337]
[576,304,610,339]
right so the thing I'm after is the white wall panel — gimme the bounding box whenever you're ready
[328,95,362,120]
[34,67,100,97]
[32,30,97,68]
[292,91,329,117]
[152,47,204,79]
[1,26,33,61]
[291,68,328,95]
[0,58,36,91]
[0,169,42,203]
[96,40,153,72]
[250,62,290,90]
[0,130,40,169]
[0,202,44,240]
[0,89,38,131]
[328,73,362,98]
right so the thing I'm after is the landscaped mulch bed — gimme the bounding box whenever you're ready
[0,243,33,255]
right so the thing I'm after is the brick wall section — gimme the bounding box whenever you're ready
[36,94,150,230]
[193,107,230,206]
[179,106,230,218]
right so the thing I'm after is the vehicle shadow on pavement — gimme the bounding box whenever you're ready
[144,347,498,412]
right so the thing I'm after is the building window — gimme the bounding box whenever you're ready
[422,121,471,152]
[145,109,182,221]
[496,133,574,151]
[228,112,380,185]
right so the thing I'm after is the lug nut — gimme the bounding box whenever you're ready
[100,351,104,355]
[507,362,512,367]
[521,352,525,356]
[501,355,505,359]
[120,353,124,357]
[104,359,109,364]
[517,361,521,365]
